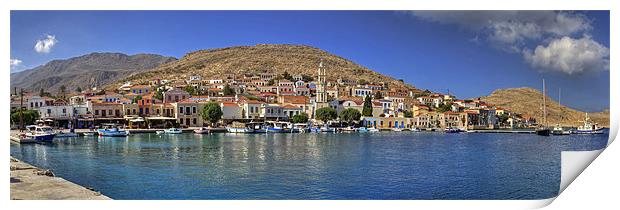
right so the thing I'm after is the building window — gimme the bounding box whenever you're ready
[62,108,66,113]
[95,110,99,115]
[193,118,197,125]
[185,107,190,115]
[192,106,196,114]
[179,106,183,114]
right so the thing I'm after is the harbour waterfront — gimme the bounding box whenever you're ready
[10,132,608,200]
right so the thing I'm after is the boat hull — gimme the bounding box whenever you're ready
[97,129,129,137]
[27,133,55,143]
[194,130,209,134]
[536,129,551,136]
[571,129,604,134]
[227,127,255,133]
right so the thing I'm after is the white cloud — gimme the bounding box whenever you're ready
[410,11,591,48]
[523,36,609,74]
[34,34,58,53]
[10,58,22,68]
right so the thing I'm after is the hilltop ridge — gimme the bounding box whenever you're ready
[479,87,609,127]
[10,52,176,92]
[114,44,417,91]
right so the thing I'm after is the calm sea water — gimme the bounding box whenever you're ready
[10,132,608,200]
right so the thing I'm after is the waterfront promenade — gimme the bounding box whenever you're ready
[10,157,111,200]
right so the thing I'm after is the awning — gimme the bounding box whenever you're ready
[130,118,145,122]
[146,116,177,120]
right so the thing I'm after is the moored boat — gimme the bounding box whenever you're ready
[98,127,130,137]
[164,128,183,134]
[572,113,604,134]
[194,127,210,134]
[227,122,255,133]
[356,127,369,133]
[341,126,356,132]
[55,130,79,138]
[367,127,380,132]
[82,132,96,136]
[535,127,551,136]
[155,130,165,135]
[445,127,462,133]
[25,125,56,143]
[551,125,570,135]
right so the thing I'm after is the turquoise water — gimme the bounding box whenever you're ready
[10,132,608,200]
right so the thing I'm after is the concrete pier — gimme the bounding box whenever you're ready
[10,157,111,200]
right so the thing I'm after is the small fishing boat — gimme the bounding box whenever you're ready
[82,132,96,136]
[55,130,79,138]
[445,127,462,133]
[227,122,255,133]
[292,123,310,133]
[155,130,165,135]
[164,128,183,134]
[367,127,380,132]
[410,128,421,132]
[392,128,404,132]
[341,126,356,132]
[551,125,571,135]
[356,127,369,133]
[194,127,210,134]
[552,88,571,136]
[25,125,56,143]
[98,127,130,137]
[572,113,604,134]
[319,126,336,133]
[265,121,291,133]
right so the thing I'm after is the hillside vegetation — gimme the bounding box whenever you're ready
[479,87,609,127]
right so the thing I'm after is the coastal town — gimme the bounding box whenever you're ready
[10,60,542,134]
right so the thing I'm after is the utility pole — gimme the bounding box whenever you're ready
[19,88,24,132]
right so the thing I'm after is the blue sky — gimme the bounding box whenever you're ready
[10,11,610,112]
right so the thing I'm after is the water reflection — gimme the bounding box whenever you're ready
[10,132,608,200]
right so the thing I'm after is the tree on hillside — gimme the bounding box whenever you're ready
[39,88,45,97]
[362,95,373,117]
[339,108,362,125]
[201,102,223,127]
[301,74,314,82]
[223,84,235,96]
[292,113,309,124]
[315,107,337,124]
[358,79,369,85]
[436,102,452,113]
[282,71,293,81]
[184,85,196,96]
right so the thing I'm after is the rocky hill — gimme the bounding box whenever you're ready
[479,87,609,127]
[10,52,176,93]
[114,44,417,90]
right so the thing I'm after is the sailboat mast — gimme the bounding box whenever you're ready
[543,79,547,127]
